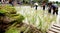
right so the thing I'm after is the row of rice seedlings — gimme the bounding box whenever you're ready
[38,13,57,33]
[15,6,57,33]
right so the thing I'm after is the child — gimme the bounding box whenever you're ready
[34,2,38,10]
[48,2,58,15]
[48,7,51,14]
[42,1,46,11]
[48,2,52,14]
[51,4,58,15]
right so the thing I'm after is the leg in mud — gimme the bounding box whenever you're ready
[48,8,51,14]
[35,5,38,10]
[56,11,58,15]
[43,6,45,11]
[53,11,55,15]
[53,8,55,15]
[48,8,51,16]
[56,8,58,15]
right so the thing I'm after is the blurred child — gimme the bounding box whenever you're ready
[42,1,46,11]
[52,4,58,15]
[48,2,52,14]
[34,2,38,10]
[48,2,58,15]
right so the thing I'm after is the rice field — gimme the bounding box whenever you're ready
[15,6,57,33]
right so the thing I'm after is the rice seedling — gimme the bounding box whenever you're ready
[14,6,57,33]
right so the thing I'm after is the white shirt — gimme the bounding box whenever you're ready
[53,4,58,7]
[34,2,38,5]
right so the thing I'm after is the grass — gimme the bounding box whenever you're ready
[14,6,57,33]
